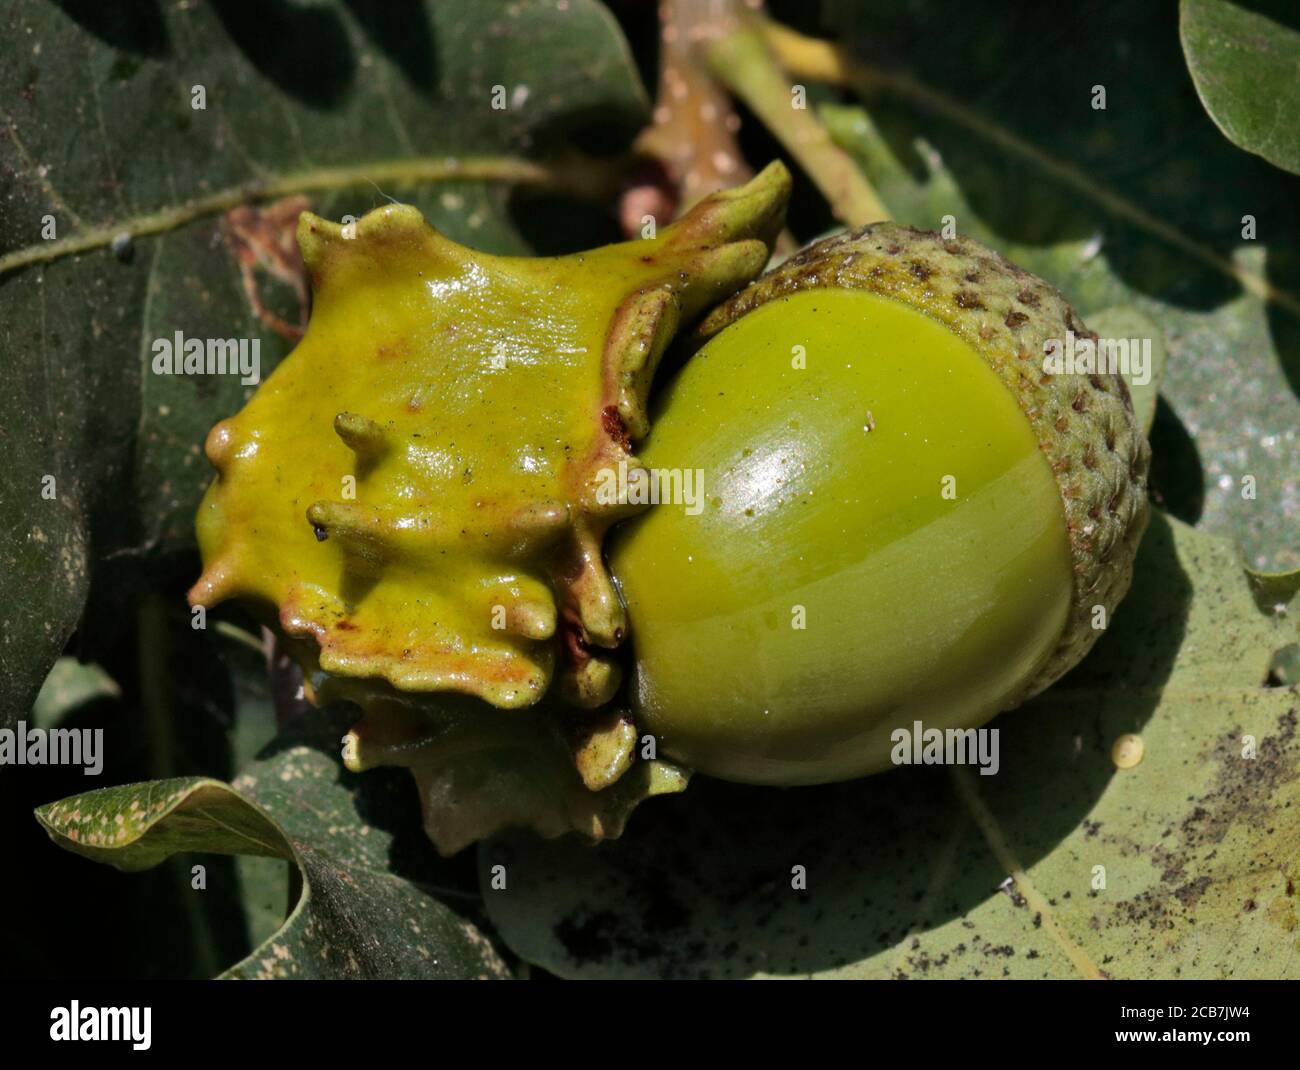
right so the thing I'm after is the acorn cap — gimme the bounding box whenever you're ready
[695,223,1151,703]
[187,164,792,852]
[190,161,791,713]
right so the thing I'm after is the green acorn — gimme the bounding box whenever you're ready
[191,168,1150,850]
[611,223,1151,784]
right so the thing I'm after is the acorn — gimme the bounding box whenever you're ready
[189,171,1150,854]
[611,223,1151,784]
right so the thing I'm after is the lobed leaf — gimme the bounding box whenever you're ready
[38,709,510,979]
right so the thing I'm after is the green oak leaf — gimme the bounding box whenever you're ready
[0,0,647,725]
[479,514,1299,978]
[1180,0,1300,175]
[37,707,510,979]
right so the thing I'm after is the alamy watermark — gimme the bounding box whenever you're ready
[50,1002,150,1050]
[1042,329,1151,386]
[890,720,999,776]
[0,721,103,775]
[594,460,705,516]
[151,330,261,385]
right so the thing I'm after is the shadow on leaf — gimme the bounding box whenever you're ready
[342,0,438,93]
[47,0,170,57]
[1146,397,1206,525]
[209,0,355,109]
